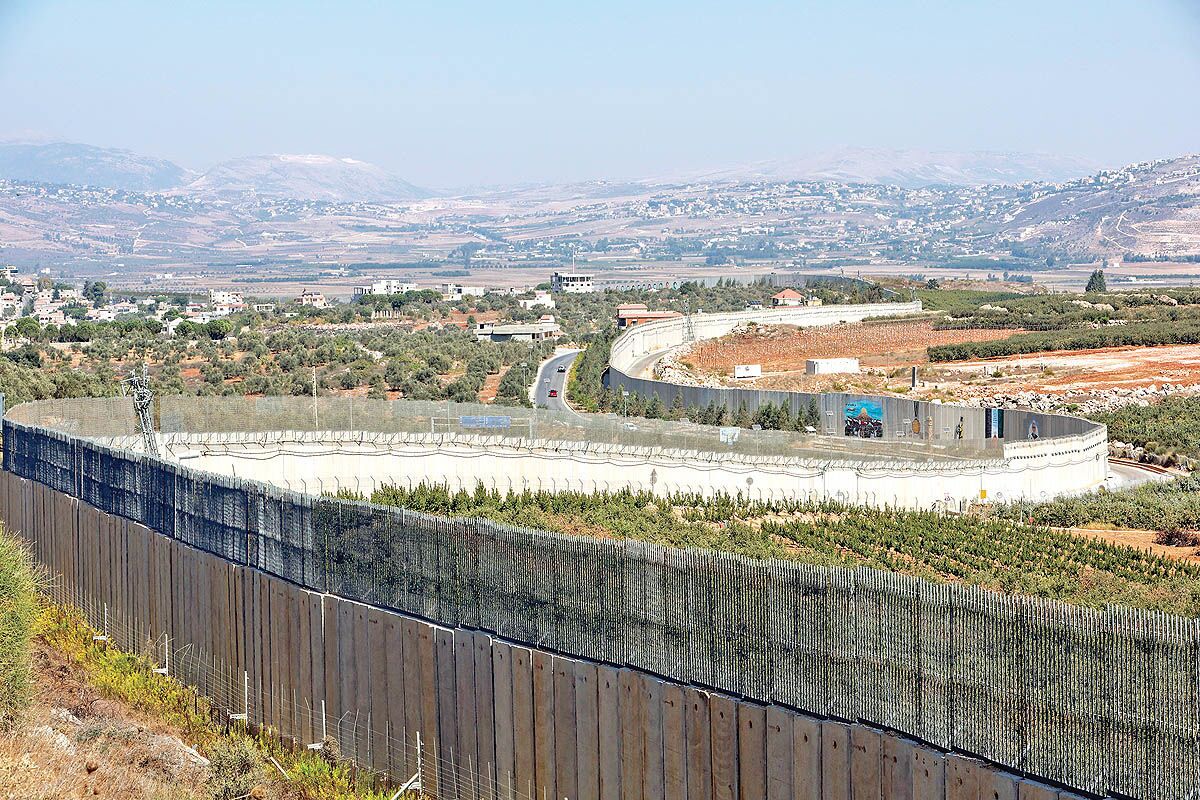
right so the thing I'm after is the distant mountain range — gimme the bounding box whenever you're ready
[1,141,1106,201]
[0,142,193,192]
[0,142,430,202]
[1,140,1196,264]
[183,154,430,202]
[681,147,1100,188]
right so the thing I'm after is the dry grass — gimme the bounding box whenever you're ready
[0,638,209,800]
[0,607,399,800]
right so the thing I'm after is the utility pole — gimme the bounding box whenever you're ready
[122,365,159,457]
[312,367,318,429]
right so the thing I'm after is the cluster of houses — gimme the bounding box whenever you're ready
[352,277,559,310]
[0,266,145,326]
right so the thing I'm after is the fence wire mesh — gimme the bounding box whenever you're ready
[3,401,1197,799]
[36,586,544,800]
[9,395,1012,465]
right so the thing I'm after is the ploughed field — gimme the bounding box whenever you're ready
[680,319,1016,375]
[671,318,1200,398]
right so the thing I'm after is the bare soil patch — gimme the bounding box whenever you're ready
[683,320,1018,376]
[677,320,1200,400]
[1060,525,1200,563]
[0,640,209,800]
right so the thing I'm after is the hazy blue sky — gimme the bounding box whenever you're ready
[1,0,1198,187]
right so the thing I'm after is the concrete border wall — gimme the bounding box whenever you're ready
[1,470,1084,800]
[149,430,1023,510]
[604,302,1109,503]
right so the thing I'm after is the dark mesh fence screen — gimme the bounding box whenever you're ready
[2,410,1196,799]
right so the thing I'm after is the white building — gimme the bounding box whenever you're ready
[298,290,328,308]
[474,315,561,343]
[551,271,596,294]
[210,290,244,307]
[771,289,805,307]
[442,283,485,300]
[0,292,20,317]
[208,290,245,318]
[353,279,417,297]
[518,290,555,311]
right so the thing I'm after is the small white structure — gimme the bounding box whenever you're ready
[551,271,596,294]
[297,290,328,308]
[354,279,417,297]
[805,358,860,375]
[733,364,762,379]
[442,283,485,300]
[519,290,555,310]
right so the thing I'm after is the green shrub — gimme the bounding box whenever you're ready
[1092,397,1200,460]
[0,527,37,727]
[204,738,267,800]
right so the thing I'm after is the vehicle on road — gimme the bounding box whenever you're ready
[548,389,559,398]
[556,365,567,373]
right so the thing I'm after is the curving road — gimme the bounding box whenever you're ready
[1106,458,1175,490]
[535,350,581,413]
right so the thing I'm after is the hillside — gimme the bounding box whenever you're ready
[0,142,192,192]
[184,154,430,202]
[996,154,1200,258]
[0,148,1197,273]
[682,146,1098,188]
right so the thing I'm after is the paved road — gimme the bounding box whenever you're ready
[1106,459,1175,491]
[535,350,581,413]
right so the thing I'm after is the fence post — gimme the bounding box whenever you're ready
[154,634,170,676]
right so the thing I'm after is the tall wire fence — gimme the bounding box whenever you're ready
[11,395,1007,464]
[3,401,1198,799]
[44,585,546,800]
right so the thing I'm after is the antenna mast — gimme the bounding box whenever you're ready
[122,365,159,457]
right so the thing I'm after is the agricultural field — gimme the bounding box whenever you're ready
[654,286,1200,402]
[0,310,553,408]
[1090,396,1200,461]
[354,482,1200,617]
[1000,476,1200,559]
[0,279,870,409]
[674,318,1017,391]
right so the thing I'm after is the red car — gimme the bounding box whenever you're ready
[548,389,559,398]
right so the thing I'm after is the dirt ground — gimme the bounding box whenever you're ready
[0,641,210,800]
[944,343,1200,393]
[1063,525,1200,563]
[678,319,1200,398]
[682,319,1017,375]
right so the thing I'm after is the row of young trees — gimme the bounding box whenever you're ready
[596,389,824,432]
[929,320,1200,361]
[354,481,1200,616]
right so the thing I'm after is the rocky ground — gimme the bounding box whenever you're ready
[0,640,210,800]
[963,382,1200,415]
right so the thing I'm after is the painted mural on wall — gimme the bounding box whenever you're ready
[1027,417,1041,440]
[985,408,1005,439]
[844,399,884,438]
